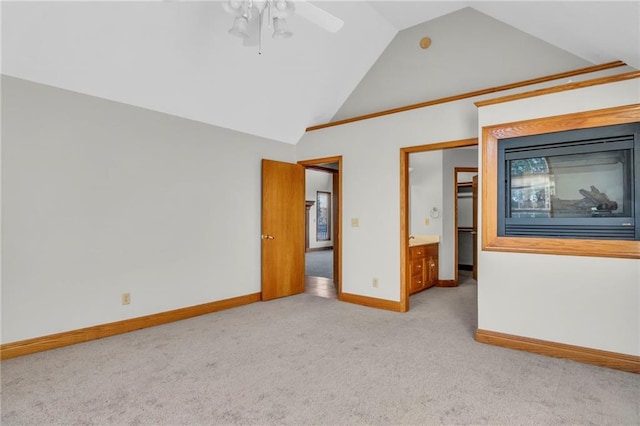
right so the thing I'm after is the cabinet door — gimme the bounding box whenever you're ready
[426,255,438,288]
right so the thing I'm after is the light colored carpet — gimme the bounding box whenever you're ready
[1,276,638,425]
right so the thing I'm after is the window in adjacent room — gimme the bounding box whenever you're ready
[316,191,331,241]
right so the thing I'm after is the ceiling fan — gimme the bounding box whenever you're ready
[222,0,344,53]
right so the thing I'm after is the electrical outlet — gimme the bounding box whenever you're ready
[372,278,378,288]
[122,293,130,305]
[351,217,359,227]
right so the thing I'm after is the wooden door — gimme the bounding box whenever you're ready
[261,159,305,300]
[472,175,478,280]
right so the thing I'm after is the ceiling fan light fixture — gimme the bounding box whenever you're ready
[222,0,244,17]
[272,17,292,39]
[252,0,268,13]
[228,16,249,38]
[222,0,341,53]
[273,0,295,18]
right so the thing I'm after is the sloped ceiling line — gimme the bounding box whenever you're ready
[2,1,638,145]
[306,60,629,132]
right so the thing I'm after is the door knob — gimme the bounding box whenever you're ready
[261,234,275,240]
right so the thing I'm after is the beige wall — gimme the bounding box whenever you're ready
[1,76,295,343]
[477,79,640,356]
[298,76,639,356]
[3,72,638,358]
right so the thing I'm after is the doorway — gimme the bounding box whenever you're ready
[400,139,478,312]
[299,157,342,300]
[455,167,478,284]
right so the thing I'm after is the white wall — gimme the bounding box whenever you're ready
[3,70,637,358]
[298,74,639,356]
[297,101,478,301]
[477,78,640,356]
[1,76,295,343]
[457,197,473,228]
[409,150,443,239]
[305,169,333,250]
[333,7,593,121]
[297,68,631,302]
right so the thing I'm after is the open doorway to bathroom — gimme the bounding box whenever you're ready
[400,138,478,311]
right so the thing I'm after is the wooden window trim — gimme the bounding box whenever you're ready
[482,104,640,259]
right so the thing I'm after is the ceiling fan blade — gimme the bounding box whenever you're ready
[294,0,344,33]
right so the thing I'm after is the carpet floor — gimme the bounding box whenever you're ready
[1,276,638,425]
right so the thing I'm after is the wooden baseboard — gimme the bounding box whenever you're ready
[340,292,402,312]
[476,329,639,374]
[437,280,457,287]
[1,293,261,360]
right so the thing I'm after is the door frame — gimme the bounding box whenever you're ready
[400,138,477,312]
[298,156,342,297]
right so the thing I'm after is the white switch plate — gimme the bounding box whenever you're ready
[351,218,359,227]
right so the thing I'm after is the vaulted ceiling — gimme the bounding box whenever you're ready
[2,1,638,144]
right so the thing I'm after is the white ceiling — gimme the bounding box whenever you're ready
[2,1,639,145]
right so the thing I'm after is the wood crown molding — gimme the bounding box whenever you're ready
[475,70,640,107]
[401,137,478,153]
[481,104,640,259]
[1,293,261,360]
[306,61,627,132]
[476,329,640,374]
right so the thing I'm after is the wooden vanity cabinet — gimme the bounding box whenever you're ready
[409,243,439,294]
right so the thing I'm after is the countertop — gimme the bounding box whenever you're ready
[408,235,440,246]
